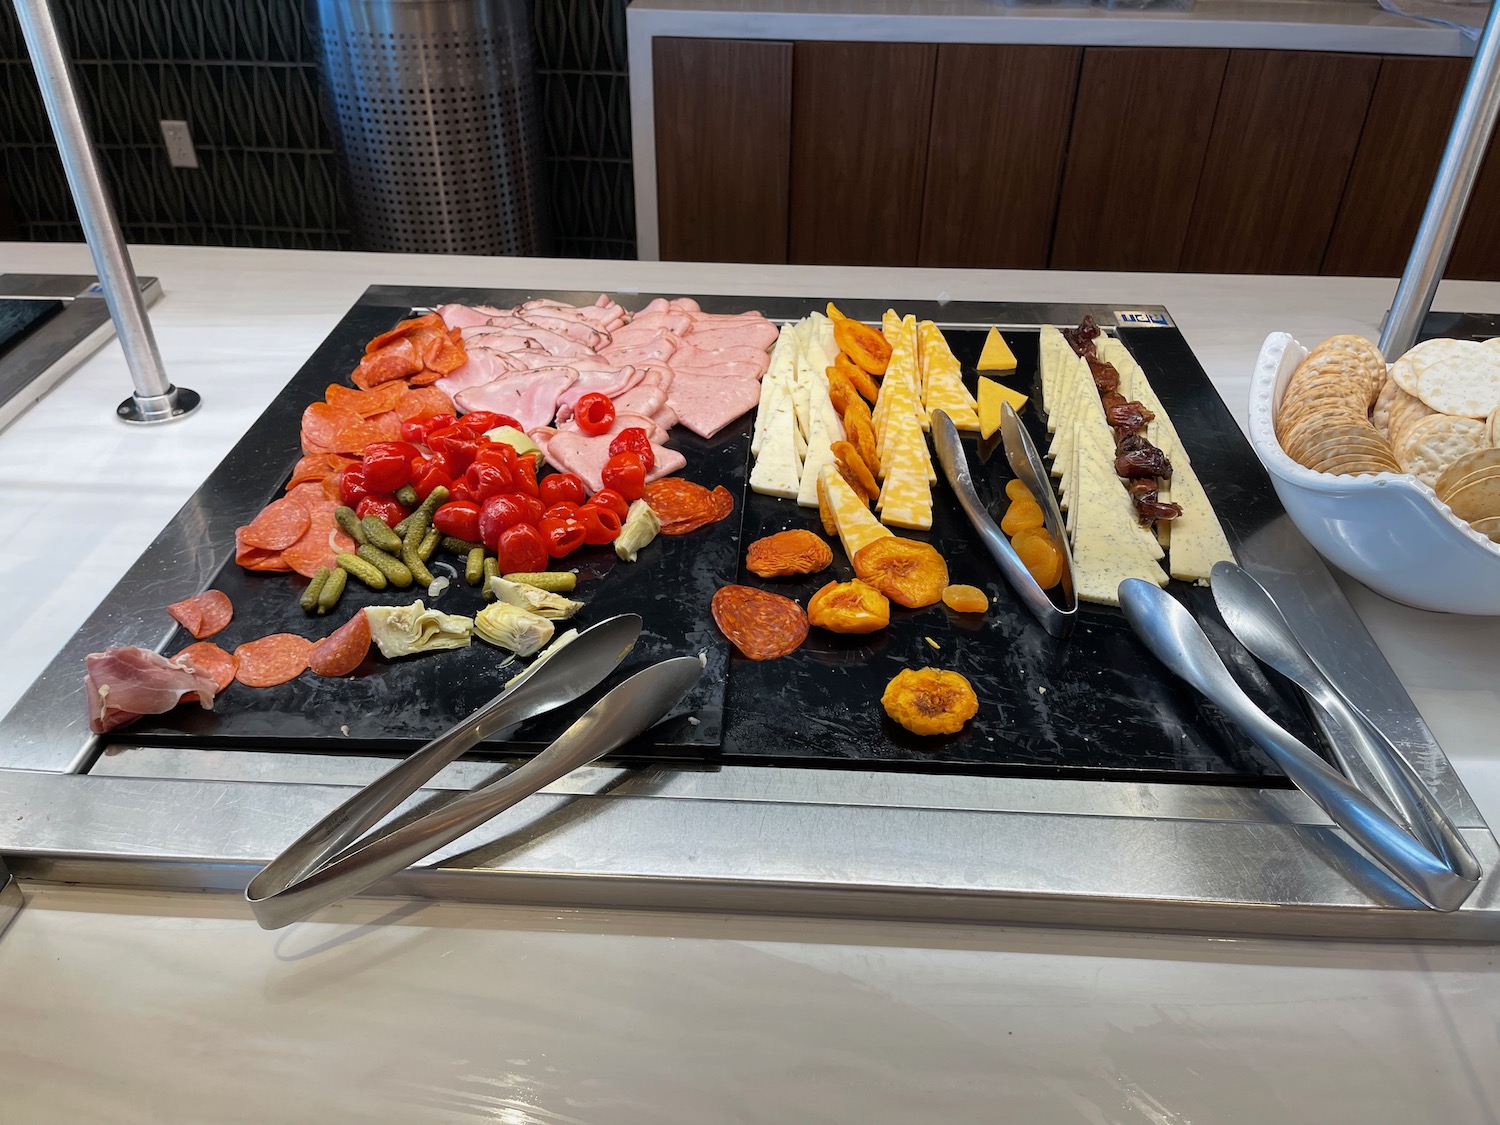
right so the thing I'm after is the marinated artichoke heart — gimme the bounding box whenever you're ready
[474,602,554,657]
[487,575,583,619]
[615,499,660,563]
[364,600,473,658]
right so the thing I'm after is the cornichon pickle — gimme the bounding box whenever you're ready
[402,485,449,546]
[442,535,482,555]
[402,538,435,588]
[392,515,412,539]
[334,506,367,546]
[337,552,387,591]
[299,568,329,612]
[361,515,403,553]
[466,547,486,585]
[356,544,413,588]
[502,571,577,593]
[418,526,440,562]
[395,484,419,507]
[317,566,347,614]
[482,556,499,598]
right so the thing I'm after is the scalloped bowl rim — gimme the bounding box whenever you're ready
[1247,331,1500,561]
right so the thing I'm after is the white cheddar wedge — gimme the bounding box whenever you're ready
[1039,326,1072,429]
[751,323,797,458]
[1071,421,1168,606]
[797,365,840,508]
[749,376,802,499]
[822,464,892,561]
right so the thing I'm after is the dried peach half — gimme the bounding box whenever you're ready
[834,318,893,376]
[941,584,989,614]
[807,578,890,634]
[852,536,949,609]
[832,439,879,500]
[835,352,880,403]
[882,668,978,736]
[746,529,834,578]
[843,413,879,482]
[826,366,857,414]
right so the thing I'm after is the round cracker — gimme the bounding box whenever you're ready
[1403,338,1500,417]
[1466,514,1500,541]
[1387,384,1437,448]
[1396,414,1487,487]
[1444,471,1500,522]
[1488,402,1500,447]
[1389,355,1421,396]
[1434,447,1500,502]
[1371,376,1398,434]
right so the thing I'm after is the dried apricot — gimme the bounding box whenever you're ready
[1000,498,1044,535]
[836,352,880,403]
[826,366,857,414]
[807,578,890,634]
[843,412,879,481]
[941,584,989,614]
[832,440,878,500]
[1004,479,1034,503]
[746,529,833,578]
[881,668,978,735]
[852,536,949,609]
[842,390,873,430]
[834,318,893,376]
[1014,534,1063,590]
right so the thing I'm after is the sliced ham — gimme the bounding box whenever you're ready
[600,336,678,366]
[436,303,497,330]
[609,311,694,344]
[671,359,768,382]
[554,366,644,419]
[671,341,777,371]
[612,381,669,420]
[84,645,219,733]
[666,372,762,439]
[545,429,686,494]
[557,411,669,445]
[435,348,523,398]
[455,368,577,431]
[652,404,680,432]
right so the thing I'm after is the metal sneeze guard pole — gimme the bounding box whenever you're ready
[12,0,199,424]
[1382,2,1500,360]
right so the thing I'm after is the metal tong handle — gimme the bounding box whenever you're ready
[1209,563,1481,883]
[1119,579,1477,912]
[248,654,704,929]
[932,409,1076,639]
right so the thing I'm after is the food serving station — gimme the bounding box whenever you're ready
[1,281,1496,941]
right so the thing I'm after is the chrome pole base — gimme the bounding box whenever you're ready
[0,860,21,942]
[116,384,201,425]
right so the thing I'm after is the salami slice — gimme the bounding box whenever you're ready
[166,589,233,639]
[241,498,312,551]
[301,402,360,455]
[352,339,422,389]
[172,642,237,694]
[235,527,290,572]
[233,634,314,688]
[395,386,454,423]
[711,585,808,661]
[330,411,402,455]
[710,485,735,521]
[643,479,716,523]
[326,380,405,418]
[308,611,371,677]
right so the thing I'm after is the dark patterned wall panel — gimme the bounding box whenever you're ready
[1,0,638,258]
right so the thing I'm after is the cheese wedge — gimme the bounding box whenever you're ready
[881,309,902,347]
[877,456,932,531]
[797,365,843,508]
[977,377,1027,439]
[1071,421,1168,606]
[751,324,797,457]
[822,464,893,561]
[918,320,979,432]
[977,327,1017,372]
[1038,326,1072,429]
[749,376,802,499]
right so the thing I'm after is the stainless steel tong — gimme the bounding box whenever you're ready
[246,614,705,928]
[932,406,1077,638]
[1119,576,1480,911]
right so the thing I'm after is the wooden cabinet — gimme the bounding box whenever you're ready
[651,39,1500,281]
[1053,48,1227,273]
[654,38,793,264]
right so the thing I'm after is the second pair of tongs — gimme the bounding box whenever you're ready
[1119,579,1480,912]
[246,614,704,929]
[932,405,1077,638]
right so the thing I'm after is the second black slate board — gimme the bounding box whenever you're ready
[719,326,1321,785]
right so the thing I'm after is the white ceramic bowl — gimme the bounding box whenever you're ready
[1247,331,1500,615]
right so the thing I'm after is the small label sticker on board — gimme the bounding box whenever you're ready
[1114,310,1173,328]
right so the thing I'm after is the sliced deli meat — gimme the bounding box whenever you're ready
[84,646,219,733]
[308,611,372,677]
[171,642,238,694]
[234,634,315,688]
[165,589,234,640]
[666,373,763,439]
[454,368,577,431]
[544,429,686,494]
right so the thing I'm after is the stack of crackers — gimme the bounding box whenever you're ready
[1276,333,1500,542]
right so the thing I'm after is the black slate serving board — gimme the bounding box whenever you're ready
[112,289,1321,783]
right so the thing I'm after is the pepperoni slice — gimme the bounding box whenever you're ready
[352,339,422,389]
[330,411,402,455]
[364,313,446,356]
[395,386,455,422]
[172,642,237,694]
[642,479,716,523]
[326,381,406,418]
[166,589,233,639]
[308,611,371,677]
[233,634,314,688]
[241,497,312,551]
[301,402,361,455]
[235,527,291,572]
[711,585,808,661]
[419,328,467,374]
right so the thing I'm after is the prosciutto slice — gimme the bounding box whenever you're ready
[84,645,219,733]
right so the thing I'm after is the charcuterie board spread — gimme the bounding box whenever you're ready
[80,290,1323,783]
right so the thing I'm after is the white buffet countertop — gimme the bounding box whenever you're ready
[2,243,1500,1124]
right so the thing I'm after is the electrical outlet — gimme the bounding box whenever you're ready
[159,120,199,169]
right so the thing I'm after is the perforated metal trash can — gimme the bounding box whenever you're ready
[315,0,547,255]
